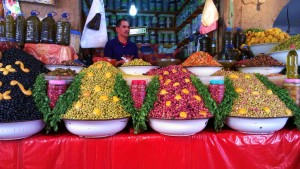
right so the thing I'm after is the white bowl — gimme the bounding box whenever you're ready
[0,120,45,140]
[250,43,278,56]
[185,66,223,76]
[149,118,209,136]
[45,65,84,73]
[196,76,224,85]
[268,50,300,65]
[63,118,129,138]
[119,66,158,75]
[226,117,289,134]
[237,67,285,75]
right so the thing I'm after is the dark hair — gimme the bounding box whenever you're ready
[116,18,129,27]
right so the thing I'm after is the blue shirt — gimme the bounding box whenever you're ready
[104,38,138,61]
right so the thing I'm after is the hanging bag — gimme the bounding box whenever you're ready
[81,0,107,48]
[199,0,219,34]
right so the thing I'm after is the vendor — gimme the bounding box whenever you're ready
[104,19,138,66]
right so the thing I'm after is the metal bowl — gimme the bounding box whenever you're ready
[156,58,181,67]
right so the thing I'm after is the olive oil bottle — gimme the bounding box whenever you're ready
[286,44,298,79]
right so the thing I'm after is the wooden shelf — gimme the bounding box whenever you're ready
[106,9,177,15]
[177,4,204,30]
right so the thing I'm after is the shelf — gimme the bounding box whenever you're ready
[106,9,177,15]
[107,26,178,32]
[177,4,204,30]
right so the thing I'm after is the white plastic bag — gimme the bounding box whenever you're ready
[80,0,107,48]
[201,0,219,27]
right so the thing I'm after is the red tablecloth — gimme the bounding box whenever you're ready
[1,128,300,169]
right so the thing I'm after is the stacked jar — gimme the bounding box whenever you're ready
[283,79,300,107]
[130,80,147,109]
[47,80,71,109]
[209,79,225,104]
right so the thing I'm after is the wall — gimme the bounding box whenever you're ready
[220,0,289,29]
[19,0,82,30]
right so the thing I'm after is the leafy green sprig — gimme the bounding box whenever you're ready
[113,74,160,134]
[215,77,238,131]
[255,74,300,129]
[33,73,84,133]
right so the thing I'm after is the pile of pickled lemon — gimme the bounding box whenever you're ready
[245,28,290,45]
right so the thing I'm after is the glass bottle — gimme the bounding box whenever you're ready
[286,44,299,79]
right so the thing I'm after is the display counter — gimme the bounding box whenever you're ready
[1,125,300,169]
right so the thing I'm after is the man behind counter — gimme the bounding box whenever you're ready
[104,19,138,66]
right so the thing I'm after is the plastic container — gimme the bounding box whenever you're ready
[26,10,41,43]
[209,79,225,104]
[234,27,246,49]
[159,16,165,28]
[130,80,146,109]
[0,17,4,37]
[223,27,233,52]
[142,0,149,11]
[47,80,71,109]
[56,13,71,46]
[149,0,156,11]
[41,12,57,44]
[163,0,169,11]
[286,44,298,79]
[70,30,81,53]
[5,11,15,41]
[156,0,162,11]
[283,79,300,107]
[115,0,121,10]
[121,0,128,10]
[15,13,26,47]
[110,14,117,26]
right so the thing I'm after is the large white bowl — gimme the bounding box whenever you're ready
[226,117,289,134]
[0,120,45,140]
[119,66,158,75]
[45,65,84,73]
[268,50,300,65]
[237,67,285,75]
[185,66,223,76]
[63,118,129,138]
[196,76,224,86]
[250,43,278,56]
[149,118,209,136]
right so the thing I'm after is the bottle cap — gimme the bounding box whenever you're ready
[31,10,40,16]
[290,44,296,50]
[6,11,11,15]
[47,12,57,17]
[62,13,70,18]
[284,79,300,83]
[226,27,232,31]
[210,79,224,85]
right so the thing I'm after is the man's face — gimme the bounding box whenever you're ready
[116,21,130,38]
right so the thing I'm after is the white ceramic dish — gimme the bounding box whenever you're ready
[119,66,158,75]
[45,65,84,73]
[63,118,129,138]
[226,117,289,134]
[196,76,224,86]
[149,118,209,136]
[250,43,278,56]
[185,66,223,76]
[268,50,300,65]
[0,120,45,140]
[237,67,285,75]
